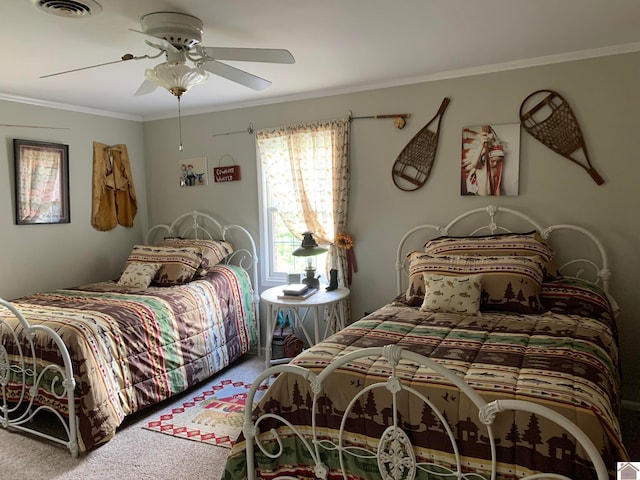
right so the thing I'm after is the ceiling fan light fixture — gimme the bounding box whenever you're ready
[145,62,209,98]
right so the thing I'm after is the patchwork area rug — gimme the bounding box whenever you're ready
[143,379,269,448]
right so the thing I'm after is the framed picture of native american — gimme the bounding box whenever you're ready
[13,139,70,225]
[461,123,520,196]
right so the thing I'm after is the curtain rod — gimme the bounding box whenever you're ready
[211,123,255,137]
[348,110,411,129]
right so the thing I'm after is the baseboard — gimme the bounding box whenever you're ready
[622,399,640,411]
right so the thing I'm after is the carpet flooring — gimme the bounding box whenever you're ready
[0,354,264,480]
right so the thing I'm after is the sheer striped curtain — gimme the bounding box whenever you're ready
[256,117,353,314]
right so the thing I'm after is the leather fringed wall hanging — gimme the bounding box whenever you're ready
[91,141,138,231]
[391,97,450,191]
[519,89,604,185]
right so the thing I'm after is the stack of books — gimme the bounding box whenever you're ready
[278,283,317,300]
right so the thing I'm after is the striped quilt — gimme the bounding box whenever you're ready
[224,297,626,480]
[0,264,256,452]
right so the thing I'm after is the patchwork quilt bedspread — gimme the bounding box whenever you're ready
[224,298,626,480]
[0,264,256,452]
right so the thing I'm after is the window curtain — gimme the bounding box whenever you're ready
[256,117,353,318]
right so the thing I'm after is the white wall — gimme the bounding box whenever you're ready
[0,101,147,299]
[143,52,640,401]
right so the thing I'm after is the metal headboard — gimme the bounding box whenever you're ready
[395,205,612,299]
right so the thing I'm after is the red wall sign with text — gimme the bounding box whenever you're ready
[214,165,241,183]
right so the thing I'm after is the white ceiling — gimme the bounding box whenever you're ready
[1,0,639,121]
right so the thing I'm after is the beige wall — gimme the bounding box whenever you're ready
[0,102,147,299]
[143,52,640,401]
[1,52,638,401]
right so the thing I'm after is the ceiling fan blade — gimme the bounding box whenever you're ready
[40,54,138,78]
[200,47,294,64]
[134,78,158,96]
[129,28,179,52]
[201,60,271,90]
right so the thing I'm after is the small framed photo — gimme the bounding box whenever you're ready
[179,157,208,187]
[13,139,70,225]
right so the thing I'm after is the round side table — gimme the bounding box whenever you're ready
[261,285,349,368]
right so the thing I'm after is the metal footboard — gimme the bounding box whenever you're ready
[0,298,78,457]
[243,345,608,480]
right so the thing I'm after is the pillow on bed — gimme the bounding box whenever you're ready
[540,278,617,319]
[159,238,233,275]
[123,245,202,286]
[117,262,162,288]
[407,253,545,314]
[423,231,560,280]
[420,273,483,314]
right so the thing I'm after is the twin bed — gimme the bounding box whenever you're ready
[225,205,627,480]
[0,211,259,456]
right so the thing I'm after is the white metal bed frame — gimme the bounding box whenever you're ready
[395,205,611,297]
[242,205,614,480]
[0,210,258,457]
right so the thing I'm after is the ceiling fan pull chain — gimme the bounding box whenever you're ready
[178,97,184,152]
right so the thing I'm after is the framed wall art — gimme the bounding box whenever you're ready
[13,139,70,225]
[179,156,208,187]
[461,123,520,196]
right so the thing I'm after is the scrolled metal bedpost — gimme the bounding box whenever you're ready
[222,223,261,355]
[0,298,78,457]
[480,399,609,480]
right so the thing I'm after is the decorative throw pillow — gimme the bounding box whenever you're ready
[420,273,483,314]
[407,253,545,314]
[123,245,202,286]
[159,238,233,276]
[117,262,162,288]
[424,231,560,280]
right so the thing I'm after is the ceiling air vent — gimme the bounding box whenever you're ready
[30,0,102,18]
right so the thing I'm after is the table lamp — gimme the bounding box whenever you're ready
[292,232,327,290]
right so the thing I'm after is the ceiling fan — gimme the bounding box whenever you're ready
[41,11,294,151]
[41,11,295,99]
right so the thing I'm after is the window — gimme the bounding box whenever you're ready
[268,206,327,279]
[256,124,336,285]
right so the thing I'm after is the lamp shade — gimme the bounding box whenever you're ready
[145,62,209,98]
[292,232,328,257]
